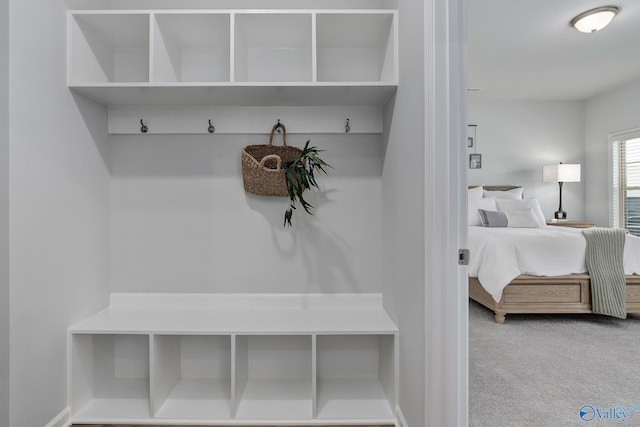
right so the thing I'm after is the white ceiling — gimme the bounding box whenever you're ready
[468,0,640,101]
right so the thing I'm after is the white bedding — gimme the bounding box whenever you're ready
[468,225,640,302]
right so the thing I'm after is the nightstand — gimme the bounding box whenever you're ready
[546,221,596,228]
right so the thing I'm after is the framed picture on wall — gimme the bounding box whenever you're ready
[467,137,474,148]
[469,153,482,169]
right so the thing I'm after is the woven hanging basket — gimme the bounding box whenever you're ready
[241,123,303,197]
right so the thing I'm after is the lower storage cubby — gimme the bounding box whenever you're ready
[70,333,151,419]
[235,335,313,419]
[316,334,396,420]
[68,293,398,424]
[151,335,232,419]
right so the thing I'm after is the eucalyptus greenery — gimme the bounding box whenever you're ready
[283,140,331,226]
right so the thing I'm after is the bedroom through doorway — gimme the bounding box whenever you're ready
[467,1,640,425]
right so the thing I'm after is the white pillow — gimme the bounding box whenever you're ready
[506,208,542,228]
[496,198,546,227]
[468,197,498,226]
[468,185,484,201]
[484,187,523,200]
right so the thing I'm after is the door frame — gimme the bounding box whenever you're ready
[424,0,468,425]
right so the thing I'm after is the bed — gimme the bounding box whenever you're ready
[468,185,640,323]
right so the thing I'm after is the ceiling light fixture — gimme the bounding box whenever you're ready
[570,6,620,33]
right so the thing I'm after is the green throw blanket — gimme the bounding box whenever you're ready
[582,227,626,319]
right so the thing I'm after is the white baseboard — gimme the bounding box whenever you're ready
[44,407,70,427]
[397,406,409,427]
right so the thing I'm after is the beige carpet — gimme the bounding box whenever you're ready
[470,300,640,427]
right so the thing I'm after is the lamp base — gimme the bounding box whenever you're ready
[554,210,567,220]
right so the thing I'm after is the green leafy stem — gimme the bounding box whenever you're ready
[283,140,332,227]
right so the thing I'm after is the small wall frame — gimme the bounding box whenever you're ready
[467,124,477,148]
[469,153,482,169]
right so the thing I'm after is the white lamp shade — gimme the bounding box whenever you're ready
[571,7,619,33]
[543,163,581,183]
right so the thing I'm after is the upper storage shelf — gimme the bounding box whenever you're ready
[67,10,398,106]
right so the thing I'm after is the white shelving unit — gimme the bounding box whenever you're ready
[152,335,232,419]
[235,335,313,419]
[68,293,398,425]
[69,334,151,420]
[152,13,231,83]
[316,334,395,420]
[69,12,150,83]
[67,9,398,106]
[234,13,313,83]
[316,13,396,83]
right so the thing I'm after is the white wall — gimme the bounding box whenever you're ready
[0,0,9,424]
[468,98,586,221]
[8,0,111,425]
[6,1,450,426]
[102,0,428,425]
[381,0,426,425]
[585,80,640,226]
[110,133,383,293]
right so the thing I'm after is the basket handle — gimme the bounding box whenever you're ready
[268,122,287,147]
[259,154,282,171]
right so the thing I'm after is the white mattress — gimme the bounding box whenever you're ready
[468,225,640,302]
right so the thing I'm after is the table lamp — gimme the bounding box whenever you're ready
[543,162,581,220]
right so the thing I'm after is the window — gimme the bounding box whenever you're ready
[613,136,640,236]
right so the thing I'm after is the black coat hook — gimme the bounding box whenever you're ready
[140,119,148,134]
[345,118,351,133]
[274,119,284,133]
[208,119,215,134]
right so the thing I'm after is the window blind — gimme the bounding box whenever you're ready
[613,137,640,236]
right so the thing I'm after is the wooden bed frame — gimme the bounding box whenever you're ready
[468,185,640,323]
[470,274,640,323]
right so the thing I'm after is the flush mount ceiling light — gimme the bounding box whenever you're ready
[570,6,620,33]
